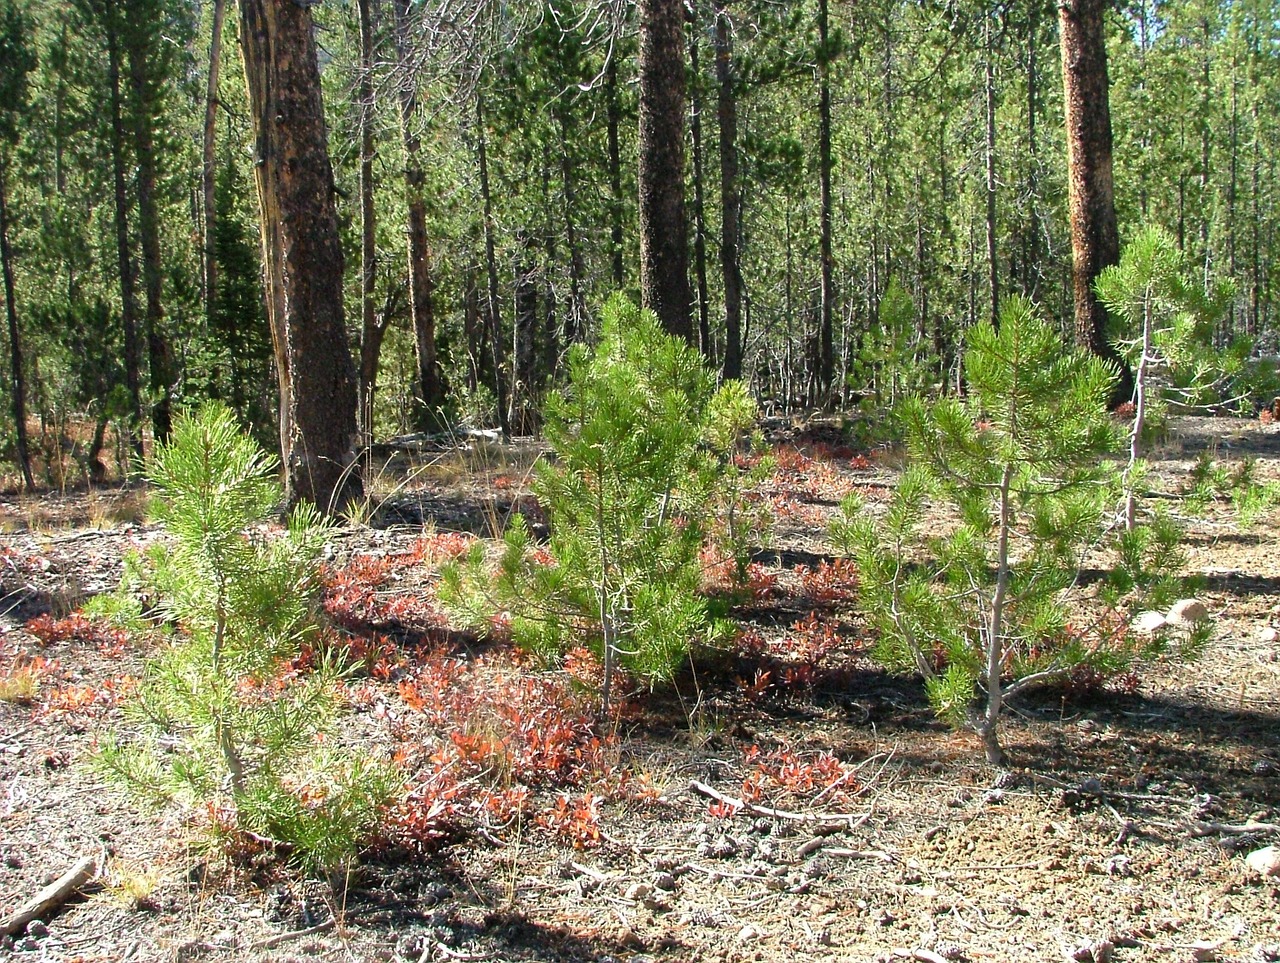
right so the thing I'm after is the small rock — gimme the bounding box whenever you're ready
[1259,626,1279,644]
[1245,846,1280,877]
[625,882,653,902]
[1131,610,1168,634]
[736,923,762,942]
[1189,940,1219,962]
[653,872,677,892]
[1166,599,1209,624]
[1071,939,1113,962]
[24,920,48,938]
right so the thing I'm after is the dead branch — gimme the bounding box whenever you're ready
[1,854,98,937]
[248,918,335,950]
[688,780,867,831]
[1190,820,1280,837]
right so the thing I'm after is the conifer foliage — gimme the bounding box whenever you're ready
[95,405,396,875]
[833,299,1174,765]
[442,298,761,713]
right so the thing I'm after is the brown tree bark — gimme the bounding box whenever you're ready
[688,28,712,361]
[638,0,693,341]
[715,1,742,381]
[126,25,176,444]
[105,19,144,464]
[475,95,509,436]
[0,163,33,491]
[817,0,835,403]
[355,0,382,444]
[605,53,624,289]
[238,0,362,513]
[1059,0,1132,401]
[202,0,227,329]
[391,0,444,431]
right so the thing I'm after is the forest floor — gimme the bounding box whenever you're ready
[0,414,1278,963]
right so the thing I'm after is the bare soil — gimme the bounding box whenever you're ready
[1,416,1278,963]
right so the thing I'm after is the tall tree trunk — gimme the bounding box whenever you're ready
[0,163,33,491]
[238,0,362,513]
[984,13,999,327]
[689,28,712,360]
[106,21,144,464]
[556,112,587,346]
[203,0,227,329]
[605,53,624,289]
[476,95,509,436]
[1058,0,1132,402]
[391,0,444,430]
[817,0,835,403]
[127,25,176,443]
[356,0,379,444]
[715,1,742,381]
[512,232,538,434]
[637,0,693,341]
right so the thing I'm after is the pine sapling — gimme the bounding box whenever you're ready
[834,298,1142,765]
[93,404,397,876]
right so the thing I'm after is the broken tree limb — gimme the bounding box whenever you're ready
[1,854,98,937]
[688,779,867,831]
[1190,820,1280,837]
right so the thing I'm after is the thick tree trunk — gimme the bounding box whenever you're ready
[0,164,33,491]
[203,0,227,328]
[715,1,742,381]
[106,23,144,464]
[1059,0,1132,402]
[238,0,362,513]
[638,0,693,341]
[391,0,444,430]
[817,0,835,403]
[689,29,712,361]
[127,30,176,444]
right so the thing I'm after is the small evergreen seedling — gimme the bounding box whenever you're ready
[95,405,397,876]
[833,298,1181,765]
[442,298,759,713]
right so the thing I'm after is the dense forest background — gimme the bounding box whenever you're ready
[1,0,1277,485]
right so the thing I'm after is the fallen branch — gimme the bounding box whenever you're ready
[248,918,335,950]
[816,846,896,863]
[892,949,950,963]
[688,780,866,831]
[1190,820,1280,837]
[1,854,98,937]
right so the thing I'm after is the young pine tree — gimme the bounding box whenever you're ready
[834,298,1147,765]
[94,405,397,875]
[441,297,760,714]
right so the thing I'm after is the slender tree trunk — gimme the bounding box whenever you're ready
[356,0,379,444]
[817,0,835,403]
[127,25,176,443]
[203,0,227,328]
[605,53,624,289]
[637,0,693,341]
[984,14,999,327]
[512,232,538,434]
[238,0,362,513]
[689,29,712,361]
[556,112,587,346]
[106,21,144,464]
[391,0,444,430]
[1024,3,1041,299]
[475,95,509,436]
[1058,0,1132,403]
[715,1,742,381]
[0,163,33,491]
